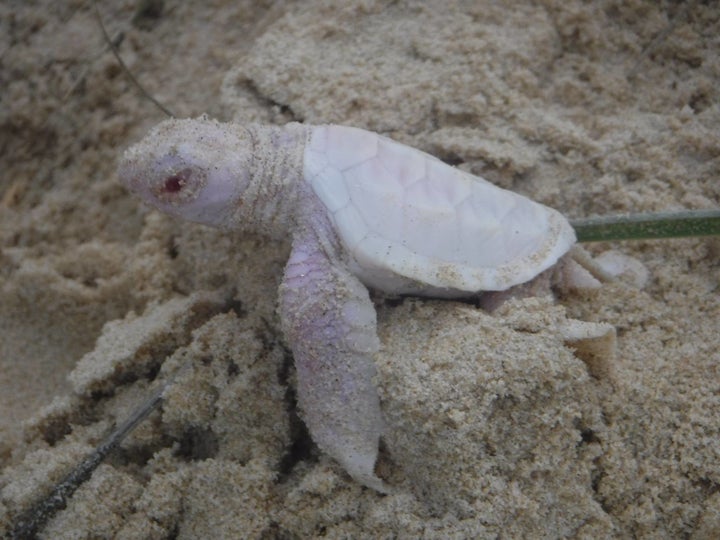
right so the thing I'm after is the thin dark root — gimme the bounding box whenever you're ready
[92,0,174,117]
[10,383,166,539]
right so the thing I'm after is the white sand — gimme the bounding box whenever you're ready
[1,1,719,537]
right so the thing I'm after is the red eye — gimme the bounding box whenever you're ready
[153,168,197,201]
[163,175,184,193]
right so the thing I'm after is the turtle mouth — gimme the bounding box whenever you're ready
[117,162,145,198]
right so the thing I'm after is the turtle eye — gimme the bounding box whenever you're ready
[151,167,203,204]
[157,168,195,198]
[162,173,185,193]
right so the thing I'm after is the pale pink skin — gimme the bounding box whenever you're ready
[118,117,576,492]
[119,117,391,491]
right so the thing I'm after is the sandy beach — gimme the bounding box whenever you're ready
[1,1,719,537]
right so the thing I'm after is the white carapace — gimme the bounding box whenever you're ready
[119,117,576,492]
[304,125,575,296]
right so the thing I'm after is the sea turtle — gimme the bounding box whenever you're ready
[118,116,577,492]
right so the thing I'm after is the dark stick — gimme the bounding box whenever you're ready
[10,384,165,539]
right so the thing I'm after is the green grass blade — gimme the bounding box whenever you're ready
[570,210,720,243]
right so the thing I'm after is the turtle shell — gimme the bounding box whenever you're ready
[303,125,575,293]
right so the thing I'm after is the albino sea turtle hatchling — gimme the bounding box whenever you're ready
[118,116,578,492]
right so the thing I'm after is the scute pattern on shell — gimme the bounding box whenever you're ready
[304,125,575,294]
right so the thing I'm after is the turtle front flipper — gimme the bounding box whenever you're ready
[279,233,389,492]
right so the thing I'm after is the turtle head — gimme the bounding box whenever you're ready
[118,117,254,228]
